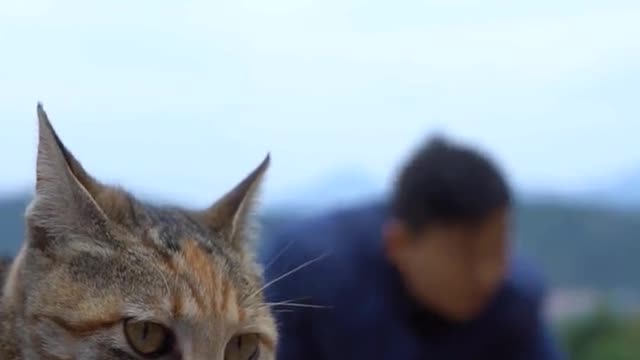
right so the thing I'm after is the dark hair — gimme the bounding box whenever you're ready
[390,136,511,232]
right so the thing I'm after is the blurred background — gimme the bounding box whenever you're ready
[1,0,639,358]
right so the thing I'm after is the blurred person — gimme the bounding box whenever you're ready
[259,136,564,359]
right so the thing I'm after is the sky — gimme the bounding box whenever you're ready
[0,0,639,207]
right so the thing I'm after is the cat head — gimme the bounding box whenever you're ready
[7,104,277,359]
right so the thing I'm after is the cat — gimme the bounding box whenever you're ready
[0,104,278,359]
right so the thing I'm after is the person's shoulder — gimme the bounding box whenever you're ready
[505,255,548,307]
[258,199,388,262]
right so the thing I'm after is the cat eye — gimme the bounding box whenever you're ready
[124,319,174,358]
[225,333,260,360]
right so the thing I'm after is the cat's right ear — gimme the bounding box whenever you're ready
[25,103,112,249]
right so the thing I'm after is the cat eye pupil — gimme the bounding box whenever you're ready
[225,333,260,360]
[123,319,173,358]
[142,323,149,340]
[249,346,259,360]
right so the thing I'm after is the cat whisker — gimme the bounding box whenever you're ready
[264,296,312,305]
[266,302,329,309]
[248,252,330,300]
[252,296,314,312]
[263,296,327,309]
[263,237,299,271]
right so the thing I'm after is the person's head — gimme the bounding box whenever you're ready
[383,136,512,322]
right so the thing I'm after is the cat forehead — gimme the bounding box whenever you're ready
[89,188,219,254]
[129,206,250,290]
[57,213,249,303]
[141,206,220,253]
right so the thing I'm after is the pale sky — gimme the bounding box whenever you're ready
[0,0,639,207]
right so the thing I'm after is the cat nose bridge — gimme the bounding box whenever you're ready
[178,322,228,360]
[181,353,224,360]
[180,343,225,360]
[182,354,224,360]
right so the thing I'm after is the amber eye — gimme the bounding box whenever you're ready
[225,334,260,360]
[123,319,173,357]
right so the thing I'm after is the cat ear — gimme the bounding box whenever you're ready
[26,103,113,247]
[197,154,270,248]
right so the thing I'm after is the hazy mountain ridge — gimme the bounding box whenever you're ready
[0,194,29,255]
[1,168,639,295]
[596,170,640,208]
[1,190,639,296]
[266,168,386,211]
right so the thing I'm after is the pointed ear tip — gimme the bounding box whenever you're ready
[260,152,271,169]
[36,101,49,123]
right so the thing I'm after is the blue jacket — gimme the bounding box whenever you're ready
[258,200,565,360]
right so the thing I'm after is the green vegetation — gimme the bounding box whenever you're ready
[558,306,640,360]
[514,200,640,293]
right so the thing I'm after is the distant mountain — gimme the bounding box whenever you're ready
[1,189,639,296]
[576,168,640,210]
[272,166,640,213]
[512,200,640,292]
[600,169,640,208]
[0,193,29,255]
[267,168,385,213]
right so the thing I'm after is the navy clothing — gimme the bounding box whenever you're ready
[258,201,564,360]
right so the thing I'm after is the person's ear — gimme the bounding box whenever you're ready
[382,218,412,265]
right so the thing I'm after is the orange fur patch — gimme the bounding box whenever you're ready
[178,240,242,321]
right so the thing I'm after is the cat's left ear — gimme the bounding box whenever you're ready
[196,155,270,248]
